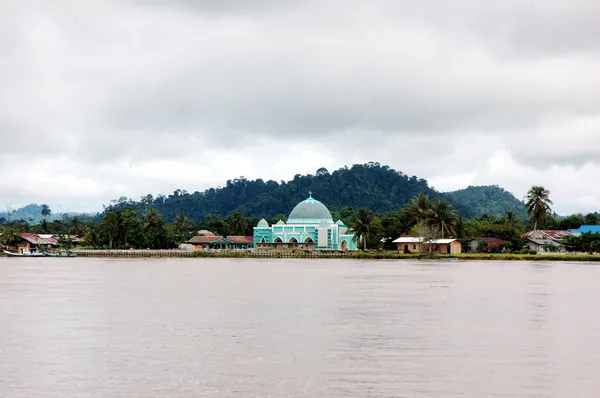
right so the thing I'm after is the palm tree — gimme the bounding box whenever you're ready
[525,186,553,231]
[402,193,432,237]
[173,213,192,243]
[425,199,460,239]
[227,212,247,235]
[504,209,518,226]
[70,216,84,236]
[144,208,162,231]
[2,228,21,249]
[351,208,373,250]
[41,204,51,221]
[84,226,101,249]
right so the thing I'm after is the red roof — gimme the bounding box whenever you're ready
[20,233,58,245]
[522,230,574,243]
[226,236,253,244]
[188,236,228,244]
[471,237,506,246]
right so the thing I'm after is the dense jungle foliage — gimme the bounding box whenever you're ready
[101,162,526,222]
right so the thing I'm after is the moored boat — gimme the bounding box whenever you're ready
[3,248,46,257]
[44,250,77,257]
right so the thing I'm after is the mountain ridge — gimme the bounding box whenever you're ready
[103,162,527,221]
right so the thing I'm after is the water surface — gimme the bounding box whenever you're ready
[1,258,599,397]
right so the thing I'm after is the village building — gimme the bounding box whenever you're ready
[521,230,574,253]
[466,237,506,253]
[226,236,254,249]
[253,193,357,251]
[17,233,59,252]
[186,234,254,250]
[393,237,462,254]
[523,238,565,253]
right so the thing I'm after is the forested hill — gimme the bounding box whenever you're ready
[107,162,526,222]
[444,185,527,219]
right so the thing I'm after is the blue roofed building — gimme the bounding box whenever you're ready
[569,225,600,234]
[253,192,358,251]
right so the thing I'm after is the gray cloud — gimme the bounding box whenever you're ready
[0,0,599,214]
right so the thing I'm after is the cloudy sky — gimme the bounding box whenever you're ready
[1,0,599,215]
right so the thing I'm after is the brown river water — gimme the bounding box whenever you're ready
[1,258,600,397]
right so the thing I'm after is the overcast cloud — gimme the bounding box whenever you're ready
[1,0,599,215]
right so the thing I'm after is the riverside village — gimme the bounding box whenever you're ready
[3,190,600,259]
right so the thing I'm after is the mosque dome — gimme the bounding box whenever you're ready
[287,193,334,224]
[257,218,269,228]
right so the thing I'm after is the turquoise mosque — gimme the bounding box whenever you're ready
[253,193,358,251]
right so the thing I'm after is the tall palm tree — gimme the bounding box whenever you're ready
[2,228,21,249]
[144,208,162,231]
[425,199,460,239]
[173,213,192,242]
[227,212,247,235]
[70,216,84,236]
[351,208,373,250]
[402,193,432,237]
[525,186,553,231]
[504,209,518,226]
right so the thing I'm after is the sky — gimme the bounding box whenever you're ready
[1,0,599,215]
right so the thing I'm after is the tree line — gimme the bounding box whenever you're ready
[1,185,599,252]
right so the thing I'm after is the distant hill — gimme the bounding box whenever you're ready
[444,185,527,219]
[106,162,527,222]
[0,203,90,224]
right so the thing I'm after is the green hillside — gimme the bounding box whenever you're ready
[106,162,526,221]
[444,185,527,219]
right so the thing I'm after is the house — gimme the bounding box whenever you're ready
[393,237,462,254]
[524,238,565,253]
[522,230,574,243]
[521,230,575,253]
[18,233,59,251]
[188,235,231,250]
[225,236,254,249]
[187,235,255,250]
[466,237,506,253]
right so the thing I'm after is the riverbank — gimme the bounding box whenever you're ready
[59,249,600,261]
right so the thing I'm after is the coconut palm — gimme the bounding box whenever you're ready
[503,209,518,226]
[173,212,193,243]
[351,208,374,250]
[227,212,247,235]
[425,199,460,239]
[525,186,553,231]
[70,216,85,236]
[402,193,432,237]
[2,228,21,249]
[144,208,162,231]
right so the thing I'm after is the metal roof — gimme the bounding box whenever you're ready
[393,237,458,244]
[20,233,59,246]
[569,225,600,234]
[526,238,562,246]
[522,230,574,243]
[188,236,228,244]
[226,236,253,243]
[468,237,506,246]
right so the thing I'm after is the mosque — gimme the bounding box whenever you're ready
[253,192,358,251]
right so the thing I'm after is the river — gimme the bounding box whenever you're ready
[1,258,599,397]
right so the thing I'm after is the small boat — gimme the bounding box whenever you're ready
[45,250,77,258]
[3,248,46,257]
